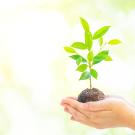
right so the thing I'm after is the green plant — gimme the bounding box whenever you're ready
[64,17,122,89]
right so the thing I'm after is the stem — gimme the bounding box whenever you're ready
[89,62,92,89]
[90,75,92,89]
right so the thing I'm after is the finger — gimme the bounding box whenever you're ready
[89,110,112,120]
[66,97,77,100]
[61,98,83,110]
[64,106,68,112]
[82,99,112,111]
[70,115,99,129]
[67,107,106,128]
[66,105,88,121]
[61,97,77,106]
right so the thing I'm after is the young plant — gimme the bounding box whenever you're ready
[64,17,122,103]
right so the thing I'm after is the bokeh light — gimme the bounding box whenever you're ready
[0,0,135,135]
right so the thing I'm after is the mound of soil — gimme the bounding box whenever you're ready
[77,88,105,103]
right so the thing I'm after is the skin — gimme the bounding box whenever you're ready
[61,96,135,130]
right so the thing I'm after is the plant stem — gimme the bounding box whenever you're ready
[90,75,92,89]
[89,62,92,89]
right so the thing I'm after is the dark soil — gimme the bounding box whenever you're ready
[77,88,105,103]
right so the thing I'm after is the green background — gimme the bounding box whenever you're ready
[0,0,135,134]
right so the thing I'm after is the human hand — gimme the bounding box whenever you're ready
[61,96,135,129]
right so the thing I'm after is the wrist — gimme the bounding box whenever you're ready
[125,104,135,130]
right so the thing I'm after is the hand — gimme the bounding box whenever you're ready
[61,96,135,129]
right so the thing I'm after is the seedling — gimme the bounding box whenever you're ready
[64,17,122,103]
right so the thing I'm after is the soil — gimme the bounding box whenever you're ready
[77,88,105,103]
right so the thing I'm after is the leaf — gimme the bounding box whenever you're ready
[93,50,109,65]
[108,39,122,45]
[90,69,98,79]
[93,26,111,40]
[69,55,80,60]
[76,57,82,65]
[87,51,93,62]
[69,55,87,62]
[85,31,93,50]
[64,47,76,53]
[76,64,88,72]
[79,71,90,80]
[80,17,90,32]
[105,56,112,61]
[71,42,87,49]
[99,37,103,46]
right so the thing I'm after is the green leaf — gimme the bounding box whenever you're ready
[80,17,90,32]
[108,39,122,45]
[87,51,93,62]
[64,47,76,53]
[76,57,82,65]
[85,31,93,50]
[69,55,80,60]
[90,69,98,79]
[93,50,109,65]
[79,71,90,80]
[69,55,87,62]
[76,64,88,72]
[71,42,87,49]
[93,26,111,40]
[99,37,103,46]
[105,56,112,61]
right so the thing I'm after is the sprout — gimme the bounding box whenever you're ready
[64,17,122,89]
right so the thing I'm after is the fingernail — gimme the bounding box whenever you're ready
[71,116,75,121]
[64,107,68,112]
[60,102,64,106]
[60,99,66,105]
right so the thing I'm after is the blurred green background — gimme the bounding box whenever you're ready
[0,0,135,134]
